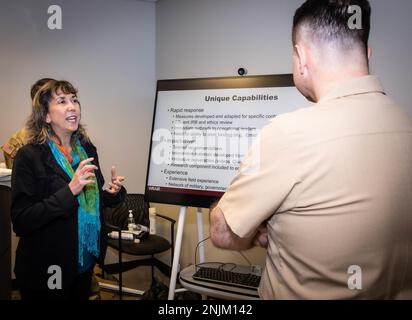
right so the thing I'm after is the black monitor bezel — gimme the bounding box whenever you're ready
[145,74,295,208]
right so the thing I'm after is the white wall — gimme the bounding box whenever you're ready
[0,0,156,193]
[156,0,302,79]
[370,0,412,113]
[156,0,412,113]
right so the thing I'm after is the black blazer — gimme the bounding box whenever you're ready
[11,142,126,290]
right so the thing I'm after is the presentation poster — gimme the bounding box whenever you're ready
[147,85,308,201]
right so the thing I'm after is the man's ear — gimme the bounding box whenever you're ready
[295,44,308,76]
[367,47,372,60]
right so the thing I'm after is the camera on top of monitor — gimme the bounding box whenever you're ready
[237,67,247,76]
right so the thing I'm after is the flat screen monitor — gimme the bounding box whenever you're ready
[145,74,308,208]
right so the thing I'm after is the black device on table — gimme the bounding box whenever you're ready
[192,266,261,290]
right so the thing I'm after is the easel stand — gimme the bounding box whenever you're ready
[168,206,205,300]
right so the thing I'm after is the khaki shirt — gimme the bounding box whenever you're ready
[1,127,27,169]
[219,76,412,299]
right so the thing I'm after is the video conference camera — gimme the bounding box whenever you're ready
[237,67,248,76]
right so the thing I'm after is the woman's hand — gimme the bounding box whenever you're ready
[106,166,125,195]
[68,158,98,196]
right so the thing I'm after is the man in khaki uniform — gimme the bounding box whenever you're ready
[210,0,412,299]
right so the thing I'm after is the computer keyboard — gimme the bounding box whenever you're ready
[192,267,261,290]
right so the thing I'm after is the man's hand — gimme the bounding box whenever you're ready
[253,223,268,248]
[106,166,125,195]
[210,206,255,251]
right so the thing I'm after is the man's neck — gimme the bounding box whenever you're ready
[314,69,370,102]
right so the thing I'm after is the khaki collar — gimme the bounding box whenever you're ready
[319,75,385,103]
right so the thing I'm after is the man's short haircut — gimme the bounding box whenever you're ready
[293,0,371,55]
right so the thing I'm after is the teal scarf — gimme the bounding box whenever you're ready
[49,137,100,267]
